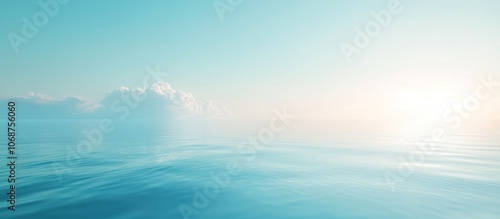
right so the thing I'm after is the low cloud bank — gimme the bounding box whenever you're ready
[3,82,229,120]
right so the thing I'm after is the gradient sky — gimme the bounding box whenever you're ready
[1,0,500,120]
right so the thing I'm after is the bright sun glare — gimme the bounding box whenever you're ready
[398,90,452,120]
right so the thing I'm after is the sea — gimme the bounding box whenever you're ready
[1,119,499,219]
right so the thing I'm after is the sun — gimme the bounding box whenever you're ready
[397,89,452,121]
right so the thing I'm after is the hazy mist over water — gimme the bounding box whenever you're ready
[2,119,499,219]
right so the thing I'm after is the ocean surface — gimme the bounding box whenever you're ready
[1,119,500,219]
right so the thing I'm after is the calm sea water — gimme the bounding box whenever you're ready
[1,120,500,219]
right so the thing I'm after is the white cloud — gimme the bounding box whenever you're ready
[4,93,91,119]
[3,81,229,120]
[97,81,230,120]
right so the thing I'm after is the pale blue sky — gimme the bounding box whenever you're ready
[1,0,359,98]
[1,0,500,119]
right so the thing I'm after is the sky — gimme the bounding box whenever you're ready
[1,0,500,120]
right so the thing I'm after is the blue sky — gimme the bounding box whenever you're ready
[1,0,500,120]
[0,0,362,98]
